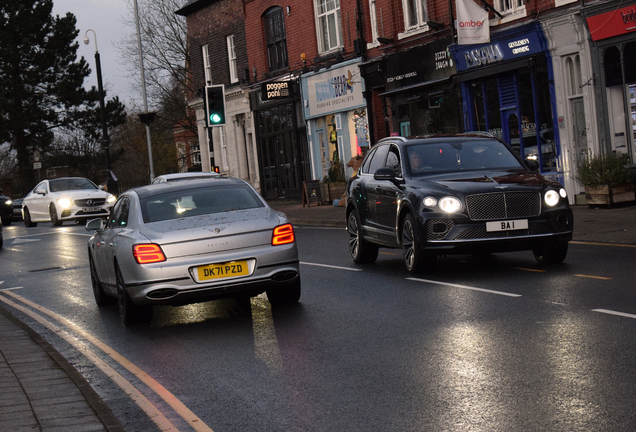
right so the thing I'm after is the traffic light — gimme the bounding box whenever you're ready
[205,85,226,127]
[213,166,220,173]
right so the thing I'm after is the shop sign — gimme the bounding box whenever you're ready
[453,29,544,71]
[587,5,636,41]
[384,37,456,91]
[304,63,365,118]
[261,81,292,101]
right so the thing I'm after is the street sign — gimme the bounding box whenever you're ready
[33,162,42,169]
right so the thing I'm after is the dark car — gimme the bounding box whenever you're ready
[345,135,573,273]
[11,198,23,222]
[0,189,13,226]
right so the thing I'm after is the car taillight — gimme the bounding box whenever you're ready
[133,244,166,264]
[272,224,295,246]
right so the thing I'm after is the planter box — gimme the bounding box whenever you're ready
[327,182,346,202]
[585,183,635,206]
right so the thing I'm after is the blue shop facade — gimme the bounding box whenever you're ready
[451,22,563,184]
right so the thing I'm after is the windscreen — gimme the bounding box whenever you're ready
[141,185,265,223]
[49,178,98,192]
[406,139,523,176]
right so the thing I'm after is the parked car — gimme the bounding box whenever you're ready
[0,189,13,226]
[22,177,116,227]
[86,177,301,325]
[151,172,222,184]
[345,134,573,273]
[11,198,23,223]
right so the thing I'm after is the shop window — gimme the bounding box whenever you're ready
[604,46,622,87]
[264,7,288,72]
[398,0,429,39]
[191,142,201,165]
[202,44,212,84]
[227,35,238,83]
[314,0,343,54]
[471,82,487,132]
[624,42,636,85]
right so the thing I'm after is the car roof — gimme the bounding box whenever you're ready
[377,134,503,146]
[133,177,249,199]
[157,172,221,180]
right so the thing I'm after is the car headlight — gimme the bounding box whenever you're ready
[438,196,462,213]
[423,196,438,208]
[107,194,116,203]
[559,188,567,198]
[57,198,72,208]
[5,200,12,206]
[544,190,560,206]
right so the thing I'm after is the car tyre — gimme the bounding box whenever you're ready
[50,204,62,226]
[89,254,115,306]
[533,242,568,265]
[347,210,379,264]
[116,264,152,325]
[267,277,301,305]
[23,207,37,227]
[401,213,436,274]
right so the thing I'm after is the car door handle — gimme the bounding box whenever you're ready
[375,186,382,192]
[108,243,114,248]
[354,184,361,190]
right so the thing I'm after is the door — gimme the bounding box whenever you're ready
[571,97,588,164]
[29,182,49,221]
[94,197,129,287]
[374,146,402,237]
[363,144,390,238]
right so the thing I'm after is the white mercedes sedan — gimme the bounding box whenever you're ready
[86,177,301,325]
[22,177,116,227]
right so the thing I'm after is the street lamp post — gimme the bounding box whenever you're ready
[83,29,117,194]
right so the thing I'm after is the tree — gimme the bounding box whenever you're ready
[119,0,197,139]
[0,0,96,187]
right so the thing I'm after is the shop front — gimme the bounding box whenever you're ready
[451,22,562,183]
[380,36,462,137]
[249,80,310,200]
[583,3,636,163]
[300,60,370,181]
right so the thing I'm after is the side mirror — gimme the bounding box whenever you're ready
[374,167,405,185]
[86,218,105,232]
[525,159,540,172]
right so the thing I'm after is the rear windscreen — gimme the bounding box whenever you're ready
[141,185,264,223]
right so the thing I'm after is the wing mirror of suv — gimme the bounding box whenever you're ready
[374,167,405,185]
[525,159,540,172]
[86,218,105,232]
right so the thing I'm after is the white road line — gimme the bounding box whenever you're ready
[0,287,23,291]
[592,309,636,319]
[300,262,363,271]
[406,277,522,297]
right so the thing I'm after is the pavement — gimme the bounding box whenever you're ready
[0,198,634,432]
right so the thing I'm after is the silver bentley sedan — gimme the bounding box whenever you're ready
[86,177,300,325]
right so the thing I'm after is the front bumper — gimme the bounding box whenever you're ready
[60,206,112,220]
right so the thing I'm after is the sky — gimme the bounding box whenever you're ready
[52,0,135,105]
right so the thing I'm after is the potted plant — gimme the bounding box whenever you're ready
[575,153,635,206]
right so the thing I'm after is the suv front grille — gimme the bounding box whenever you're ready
[466,191,540,221]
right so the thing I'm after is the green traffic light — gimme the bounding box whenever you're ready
[210,113,221,123]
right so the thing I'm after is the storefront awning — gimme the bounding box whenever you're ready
[378,77,452,97]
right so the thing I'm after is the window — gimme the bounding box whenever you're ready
[565,55,582,97]
[368,0,379,46]
[315,0,343,53]
[227,35,238,83]
[190,141,201,165]
[398,0,429,39]
[495,0,526,20]
[264,7,288,72]
[202,45,212,84]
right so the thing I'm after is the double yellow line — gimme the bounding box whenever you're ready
[0,291,214,432]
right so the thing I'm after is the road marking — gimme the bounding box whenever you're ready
[571,241,636,248]
[1,291,215,432]
[514,267,547,273]
[575,274,612,280]
[406,277,522,297]
[0,293,179,432]
[380,251,399,256]
[300,262,363,271]
[592,309,636,319]
[11,238,41,244]
[0,287,23,291]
